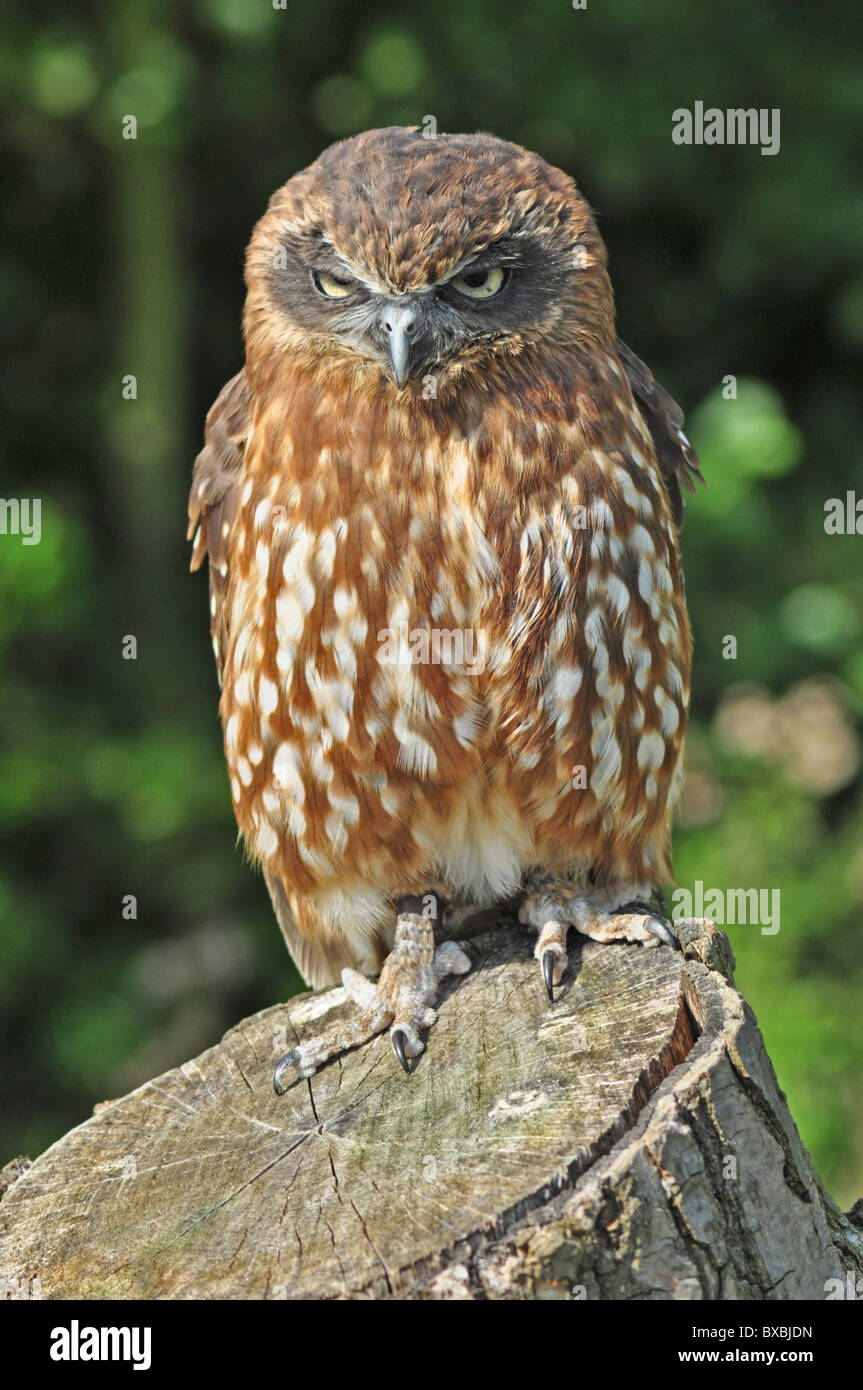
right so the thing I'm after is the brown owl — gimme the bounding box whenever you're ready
[188,128,702,1088]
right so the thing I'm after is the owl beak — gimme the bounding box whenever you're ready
[382,301,420,388]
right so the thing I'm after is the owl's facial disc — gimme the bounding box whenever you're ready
[305,270,514,387]
[302,250,516,385]
[270,226,567,385]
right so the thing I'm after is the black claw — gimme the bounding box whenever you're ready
[645,915,679,950]
[273,1047,300,1095]
[391,1028,411,1074]
[613,899,679,950]
[542,949,557,1002]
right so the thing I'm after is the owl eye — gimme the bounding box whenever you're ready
[450,266,508,300]
[312,268,358,299]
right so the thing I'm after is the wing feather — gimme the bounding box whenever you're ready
[264,871,365,990]
[188,369,252,684]
[615,338,704,526]
[189,370,364,989]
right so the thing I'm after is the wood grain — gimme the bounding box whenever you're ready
[1,917,860,1300]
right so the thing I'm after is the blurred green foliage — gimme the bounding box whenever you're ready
[1,0,862,1206]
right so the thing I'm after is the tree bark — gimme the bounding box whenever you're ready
[1,916,860,1300]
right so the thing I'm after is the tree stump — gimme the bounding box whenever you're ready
[1,916,860,1300]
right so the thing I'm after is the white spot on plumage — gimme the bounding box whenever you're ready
[276,592,304,644]
[349,614,368,646]
[259,676,278,716]
[393,712,437,776]
[652,560,673,596]
[608,574,631,617]
[594,668,623,709]
[637,559,655,604]
[316,528,337,578]
[309,746,333,784]
[453,708,480,746]
[630,524,655,557]
[325,705,350,742]
[273,743,304,802]
[549,665,583,705]
[655,686,680,736]
[330,632,357,684]
[638,731,666,771]
[327,789,360,824]
[590,498,614,531]
[325,814,348,854]
[591,720,623,801]
[255,821,279,858]
[666,662,684,698]
[333,585,356,619]
[583,607,605,651]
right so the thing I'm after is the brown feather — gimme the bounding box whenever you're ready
[615,338,704,527]
[187,370,252,683]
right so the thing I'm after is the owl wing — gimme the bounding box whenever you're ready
[263,871,361,991]
[187,368,252,685]
[188,370,359,990]
[615,338,704,526]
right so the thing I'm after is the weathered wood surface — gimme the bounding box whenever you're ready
[1,916,861,1299]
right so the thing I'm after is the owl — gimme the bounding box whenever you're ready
[188,128,702,1088]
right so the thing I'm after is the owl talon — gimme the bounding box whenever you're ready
[643,915,679,949]
[542,949,558,1002]
[611,897,679,949]
[522,876,681,965]
[391,1027,412,1074]
[273,1048,301,1094]
[273,912,472,1089]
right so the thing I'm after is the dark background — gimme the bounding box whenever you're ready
[2,0,862,1206]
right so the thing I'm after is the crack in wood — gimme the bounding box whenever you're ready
[2,920,858,1300]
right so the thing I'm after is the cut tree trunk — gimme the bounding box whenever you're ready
[1,916,860,1300]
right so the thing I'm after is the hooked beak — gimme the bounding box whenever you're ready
[382,300,420,388]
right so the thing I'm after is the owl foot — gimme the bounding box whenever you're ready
[519,874,678,1001]
[612,897,678,948]
[273,912,471,1090]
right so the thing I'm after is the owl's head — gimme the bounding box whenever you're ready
[244,127,614,391]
